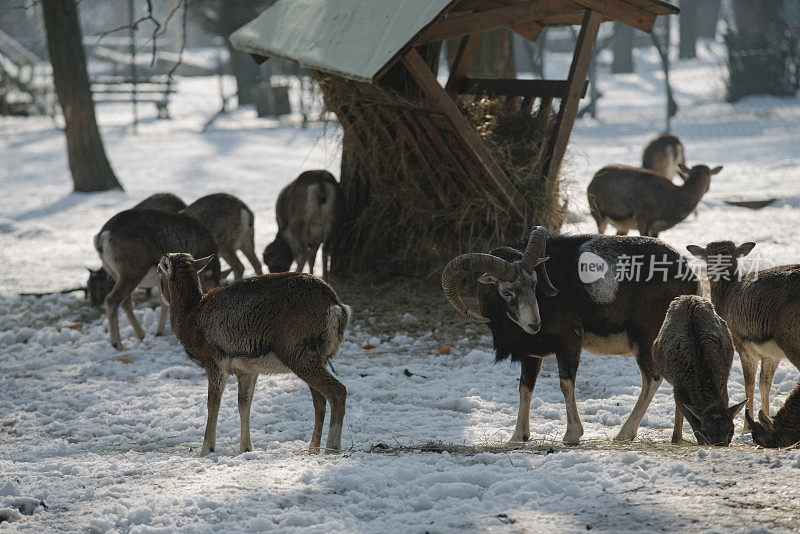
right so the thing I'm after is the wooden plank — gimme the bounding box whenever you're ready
[402,48,527,220]
[459,78,588,98]
[571,0,656,32]
[445,34,482,99]
[509,20,543,42]
[535,96,553,133]
[623,0,679,16]
[545,8,601,183]
[415,0,578,45]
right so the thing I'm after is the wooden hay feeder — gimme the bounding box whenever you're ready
[231,0,679,276]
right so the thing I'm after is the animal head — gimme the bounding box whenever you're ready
[263,234,293,273]
[677,164,723,192]
[442,226,558,335]
[682,400,746,446]
[745,409,786,448]
[86,267,115,306]
[157,253,218,306]
[686,240,756,278]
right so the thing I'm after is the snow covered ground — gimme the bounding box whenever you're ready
[2,42,800,532]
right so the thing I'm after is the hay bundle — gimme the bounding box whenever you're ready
[318,73,567,277]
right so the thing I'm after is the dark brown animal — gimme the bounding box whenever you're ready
[94,209,220,349]
[87,193,187,306]
[642,133,686,181]
[588,163,721,237]
[442,227,700,444]
[652,295,746,445]
[182,193,262,281]
[157,253,351,455]
[263,170,341,279]
[746,383,800,448]
[687,241,800,432]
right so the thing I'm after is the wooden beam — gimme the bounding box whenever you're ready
[459,78,588,98]
[509,20,543,42]
[415,0,578,45]
[571,0,656,32]
[445,34,482,99]
[545,8,601,183]
[402,48,527,220]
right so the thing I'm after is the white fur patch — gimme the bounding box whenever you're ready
[227,354,291,375]
[579,240,619,304]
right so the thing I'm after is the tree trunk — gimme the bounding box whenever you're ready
[679,0,698,59]
[469,28,515,78]
[696,0,721,39]
[42,0,122,192]
[226,42,262,106]
[611,23,634,73]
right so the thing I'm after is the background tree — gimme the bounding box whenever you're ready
[612,23,634,73]
[727,0,799,101]
[678,0,698,59]
[188,0,274,107]
[41,0,122,192]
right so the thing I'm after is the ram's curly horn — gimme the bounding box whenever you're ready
[441,253,515,322]
[521,226,558,297]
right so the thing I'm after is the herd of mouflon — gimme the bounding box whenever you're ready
[88,135,800,454]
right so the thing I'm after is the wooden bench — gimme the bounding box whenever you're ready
[91,75,176,119]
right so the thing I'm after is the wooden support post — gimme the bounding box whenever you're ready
[402,48,527,220]
[544,8,601,183]
[445,34,482,100]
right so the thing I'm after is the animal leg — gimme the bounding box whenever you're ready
[321,242,330,280]
[220,248,245,281]
[155,295,168,337]
[237,373,258,453]
[758,356,780,417]
[509,357,543,443]
[120,294,145,340]
[308,385,327,453]
[201,365,227,456]
[739,349,758,433]
[616,229,629,236]
[556,348,583,444]
[307,246,318,277]
[104,276,142,349]
[289,359,347,452]
[616,342,662,441]
[671,399,684,444]
[241,230,263,275]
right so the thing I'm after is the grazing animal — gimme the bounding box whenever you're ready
[263,170,341,279]
[642,133,686,182]
[131,192,187,212]
[746,383,800,448]
[94,209,220,349]
[157,253,351,455]
[87,192,187,306]
[687,241,800,432]
[588,163,721,237]
[181,193,262,281]
[442,227,700,444]
[652,295,746,445]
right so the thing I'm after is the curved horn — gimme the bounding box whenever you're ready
[521,226,559,297]
[442,253,515,322]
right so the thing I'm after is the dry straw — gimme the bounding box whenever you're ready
[318,74,567,277]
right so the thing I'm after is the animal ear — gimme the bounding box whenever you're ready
[680,403,701,420]
[193,255,215,274]
[219,268,232,280]
[736,242,756,258]
[678,163,691,177]
[745,409,757,430]
[729,399,747,418]
[157,256,172,278]
[758,410,775,430]
[477,272,500,285]
[686,245,707,260]
[710,165,723,175]
[534,256,550,267]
